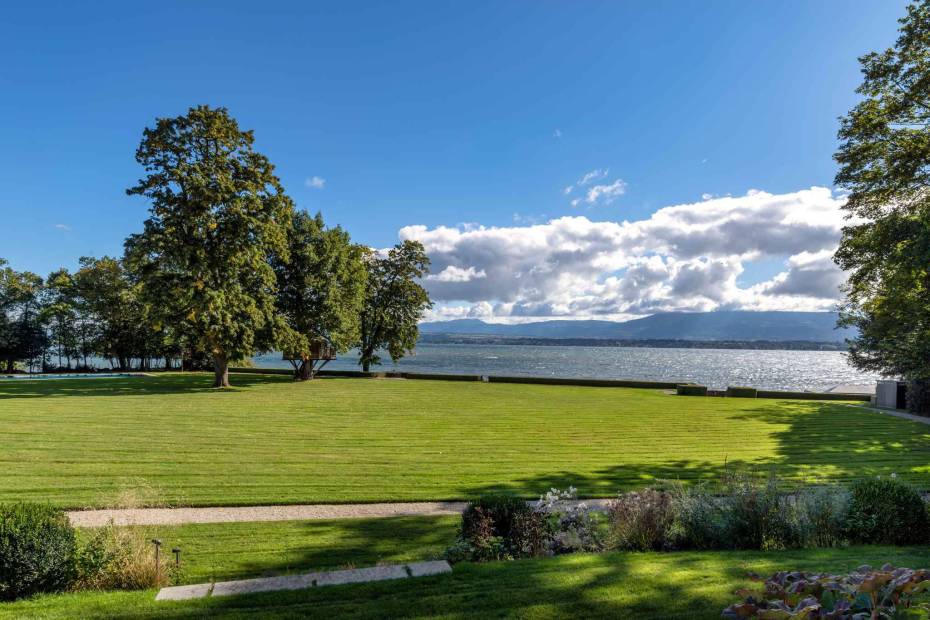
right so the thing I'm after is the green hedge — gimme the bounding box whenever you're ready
[487,375,679,389]
[755,390,871,402]
[726,386,758,398]
[677,384,708,396]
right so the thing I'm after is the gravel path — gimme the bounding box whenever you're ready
[68,499,613,527]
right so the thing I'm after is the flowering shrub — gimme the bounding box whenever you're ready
[723,564,930,619]
[535,487,603,554]
[606,489,674,551]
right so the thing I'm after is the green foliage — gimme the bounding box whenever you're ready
[846,477,929,545]
[793,486,850,549]
[461,495,532,553]
[357,240,432,371]
[0,261,45,373]
[125,105,293,387]
[0,503,76,601]
[725,472,797,551]
[669,482,730,550]
[834,2,930,408]
[723,564,930,620]
[272,211,367,380]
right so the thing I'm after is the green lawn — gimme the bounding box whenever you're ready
[4,544,929,619]
[95,515,459,585]
[1,373,928,508]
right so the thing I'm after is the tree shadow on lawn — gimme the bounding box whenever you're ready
[727,400,930,489]
[171,516,460,584]
[0,373,288,399]
[455,400,930,498]
[154,547,930,619]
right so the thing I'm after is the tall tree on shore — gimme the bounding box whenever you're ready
[273,211,367,380]
[357,241,432,372]
[834,1,930,414]
[125,105,293,387]
[0,262,46,373]
[41,269,78,369]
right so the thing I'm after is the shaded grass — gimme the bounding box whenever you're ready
[85,515,460,585]
[1,373,928,508]
[3,545,929,619]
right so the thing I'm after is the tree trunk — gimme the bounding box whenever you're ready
[4,359,13,374]
[297,360,313,381]
[362,359,371,372]
[213,354,230,388]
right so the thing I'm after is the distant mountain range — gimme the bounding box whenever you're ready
[419,311,854,343]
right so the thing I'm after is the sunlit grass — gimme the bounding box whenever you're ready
[1,373,928,508]
[3,544,928,619]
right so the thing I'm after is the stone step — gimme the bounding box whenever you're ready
[155,560,453,601]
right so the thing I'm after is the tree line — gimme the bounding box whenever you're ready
[1,106,432,386]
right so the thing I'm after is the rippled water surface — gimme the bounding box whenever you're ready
[253,343,878,392]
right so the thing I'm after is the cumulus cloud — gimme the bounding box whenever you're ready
[426,265,487,283]
[402,187,849,322]
[305,176,326,189]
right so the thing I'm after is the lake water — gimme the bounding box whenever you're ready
[253,343,879,392]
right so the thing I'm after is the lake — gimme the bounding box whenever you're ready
[253,343,879,392]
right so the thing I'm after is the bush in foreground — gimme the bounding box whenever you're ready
[845,477,929,545]
[0,503,76,601]
[606,489,674,551]
[446,488,603,562]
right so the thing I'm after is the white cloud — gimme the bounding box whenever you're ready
[582,179,627,206]
[578,169,609,186]
[426,265,487,283]
[564,169,611,197]
[305,176,326,189]
[54,224,71,231]
[400,186,849,321]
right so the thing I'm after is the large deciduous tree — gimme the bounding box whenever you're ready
[0,260,46,373]
[125,105,293,387]
[273,211,367,380]
[357,241,432,372]
[834,1,930,414]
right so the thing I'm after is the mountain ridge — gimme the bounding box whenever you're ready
[419,311,853,342]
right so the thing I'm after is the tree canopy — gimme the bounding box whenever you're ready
[834,0,930,412]
[273,211,367,380]
[125,105,294,387]
[357,241,432,372]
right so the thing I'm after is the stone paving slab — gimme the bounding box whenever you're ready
[211,573,318,597]
[155,561,454,601]
[314,565,409,587]
[155,583,213,601]
[407,560,453,577]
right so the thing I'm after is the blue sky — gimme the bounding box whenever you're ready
[0,1,909,320]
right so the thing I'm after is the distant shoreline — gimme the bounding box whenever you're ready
[418,333,848,352]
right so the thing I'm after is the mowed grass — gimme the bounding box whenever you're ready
[4,545,930,619]
[88,515,459,585]
[1,373,929,508]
